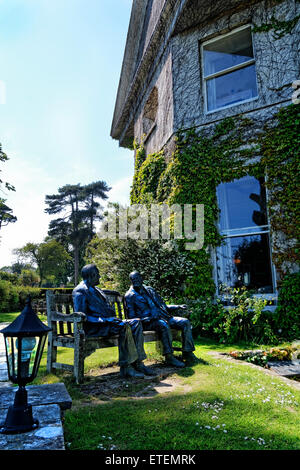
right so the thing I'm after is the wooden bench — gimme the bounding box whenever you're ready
[46,290,182,384]
[32,299,47,316]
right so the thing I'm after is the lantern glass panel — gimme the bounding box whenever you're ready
[34,335,47,375]
[5,336,17,380]
[17,337,38,379]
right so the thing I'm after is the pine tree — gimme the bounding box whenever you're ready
[0,144,16,232]
[83,181,110,242]
[45,181,110,284]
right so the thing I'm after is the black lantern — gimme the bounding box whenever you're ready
[0,296,51,434]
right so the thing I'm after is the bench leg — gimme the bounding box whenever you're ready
[74,351,84,384]
[74,333,85,384]
[46,333,57,374]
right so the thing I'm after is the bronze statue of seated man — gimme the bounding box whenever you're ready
[72,264,156,378]
[125,271,198,367]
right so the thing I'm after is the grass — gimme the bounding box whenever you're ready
[1,314,299,450]
[41,339,300,451]
[61,340,300,450]
[0,312,30,323]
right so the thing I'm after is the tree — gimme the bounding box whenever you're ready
[0,269,19,284]
[83,181,110,242]
[0,143,16,232]
[45,183,84,285]
[86,237,195,300]
[19,269,40,287]
[1,262,32,275]
[45,181,110,284]
[0,198,17,230]
[13,239,70,286]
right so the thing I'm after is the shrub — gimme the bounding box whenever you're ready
[187,297,226,339]
[220,287,277,344]
[0,280,40,313]
[188,287,278,344]
[86,237,195,300]
[16,285,41,308]
[0,280,12,312]
[274,272,300,340]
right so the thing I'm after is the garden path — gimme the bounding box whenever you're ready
[0,323,10,387]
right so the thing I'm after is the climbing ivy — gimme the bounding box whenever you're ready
[258,104,300,275]
[253,14,300,39]
[131,143,166,204]
[130,104,299,298]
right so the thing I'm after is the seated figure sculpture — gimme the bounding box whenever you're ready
[125,271,198,367]
[72,264,156,378]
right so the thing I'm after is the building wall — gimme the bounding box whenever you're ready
[133,0,299,153]
[172,0,298,132]
[138,0,166,66]
[130,0,299,292]
[134,50,174,155]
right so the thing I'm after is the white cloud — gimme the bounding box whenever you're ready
[106,175,132,207]
[0,150,56,267]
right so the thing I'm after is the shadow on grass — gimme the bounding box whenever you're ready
[68,361,201,401]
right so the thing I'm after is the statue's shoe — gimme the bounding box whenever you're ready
[165,354,185,368]
[120,366,144,378]
[134,362,157,376]
[183,352,199,364]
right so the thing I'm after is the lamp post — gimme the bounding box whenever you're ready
[0,296,51,434]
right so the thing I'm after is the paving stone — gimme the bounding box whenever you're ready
[0,404,65,450]
[0,383,72,413]
[268,360,300,377]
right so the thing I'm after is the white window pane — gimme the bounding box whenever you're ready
[204,27,254,76]
[206,63,257,111]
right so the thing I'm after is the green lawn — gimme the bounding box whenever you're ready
[1,314,299,450]
[42,339,300,451]
[0,312,29,323]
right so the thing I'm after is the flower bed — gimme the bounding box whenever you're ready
[229,346,300,368]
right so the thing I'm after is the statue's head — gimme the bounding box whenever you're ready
[81,264,100,287]
[129,271,143,289]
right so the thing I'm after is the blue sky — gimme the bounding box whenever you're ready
[0,0,133,267]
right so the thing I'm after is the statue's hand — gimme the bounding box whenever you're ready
[177,304,191,318]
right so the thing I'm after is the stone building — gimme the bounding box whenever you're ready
[111,0,299,300]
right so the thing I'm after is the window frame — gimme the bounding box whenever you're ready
[214,175,277,300]
[201,24,259,114]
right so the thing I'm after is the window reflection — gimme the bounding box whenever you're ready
[217,234,273,292]
[206,64,258,111]
[203,26,258,112]
[204,27,254,75]
[217,175,267,232]
[216,176,274,293]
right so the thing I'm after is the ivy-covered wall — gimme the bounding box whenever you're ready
[131,104,300,298]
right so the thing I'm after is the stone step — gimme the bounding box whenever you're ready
[0,404,65,450]
[267,360,300,377]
